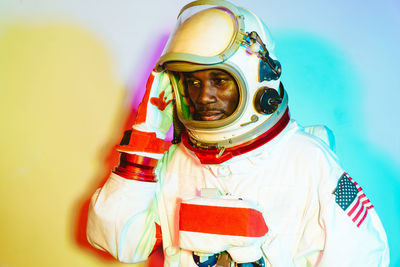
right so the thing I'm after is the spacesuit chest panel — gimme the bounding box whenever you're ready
[158,126,337,266]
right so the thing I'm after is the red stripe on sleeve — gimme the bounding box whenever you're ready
[362,199,370,206]
[347,197,360,216]
[357,209,368,227]
[352,204,364,222]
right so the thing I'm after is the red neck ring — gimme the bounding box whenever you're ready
[182,108,290,164]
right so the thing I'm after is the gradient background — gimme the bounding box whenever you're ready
[0,0,399,266]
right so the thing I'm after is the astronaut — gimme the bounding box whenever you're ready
[86,1,389,266]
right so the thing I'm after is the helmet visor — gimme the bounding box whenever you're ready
[168,68,246,129]
[156,3,244,71]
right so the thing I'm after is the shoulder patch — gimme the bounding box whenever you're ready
[334,173,374,227]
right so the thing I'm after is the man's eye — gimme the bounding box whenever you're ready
[213,78,227,86]
[188,80,201,87]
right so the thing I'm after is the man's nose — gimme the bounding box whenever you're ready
[197,81,217,104]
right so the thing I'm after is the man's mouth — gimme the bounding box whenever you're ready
[196,111,224,121]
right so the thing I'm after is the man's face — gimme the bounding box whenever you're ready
[183,69,239,121]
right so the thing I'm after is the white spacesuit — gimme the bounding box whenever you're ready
[86,1,389,266]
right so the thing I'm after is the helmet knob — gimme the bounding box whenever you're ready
[254,87,282,114]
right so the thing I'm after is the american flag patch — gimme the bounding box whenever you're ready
[334,173,374,227]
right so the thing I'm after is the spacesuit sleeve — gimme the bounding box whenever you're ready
[318,172,389,266]
[86,70,174,263]
[87,172,161,263]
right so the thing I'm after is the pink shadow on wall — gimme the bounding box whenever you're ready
[74,34,170,265]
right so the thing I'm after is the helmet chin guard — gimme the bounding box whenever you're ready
[156,0,289,151]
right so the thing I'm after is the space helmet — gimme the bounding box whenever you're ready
[156,0,289,151]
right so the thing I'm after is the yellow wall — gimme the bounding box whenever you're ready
[0,23,150,266]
